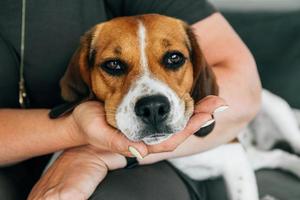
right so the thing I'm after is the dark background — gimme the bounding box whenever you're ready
[223,10,300,108]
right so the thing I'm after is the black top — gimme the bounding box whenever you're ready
[0,0,216,108]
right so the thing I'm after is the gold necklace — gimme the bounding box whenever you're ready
[19,0,29,108]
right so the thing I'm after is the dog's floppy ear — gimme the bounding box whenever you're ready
[185,26,219,102]
[60,28,97,102]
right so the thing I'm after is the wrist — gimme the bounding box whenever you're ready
[63,113,87,147]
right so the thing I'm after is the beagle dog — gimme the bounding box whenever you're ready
[54,14,300,200]
[59,14,218,145]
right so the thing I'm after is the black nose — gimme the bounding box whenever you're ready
[134,95,170,126]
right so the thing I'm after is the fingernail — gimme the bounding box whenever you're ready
[129,146,143,160]
[213,105,229,114]
[201,119,215,128]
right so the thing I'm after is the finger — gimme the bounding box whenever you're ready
[194,95,227,114]
[184,112,214,134]
[92,120,146,158]
[106,130,148,158]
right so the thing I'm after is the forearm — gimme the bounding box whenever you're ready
[0,109,84,165]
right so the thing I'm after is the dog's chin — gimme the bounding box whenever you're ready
[119,116,191,145]
[142,134,173,145]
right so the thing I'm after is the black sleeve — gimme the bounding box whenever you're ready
[109,0,217,24]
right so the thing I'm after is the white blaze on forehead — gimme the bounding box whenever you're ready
[138,21,150,75]
[90,24,102,51]
[115,20,191,144]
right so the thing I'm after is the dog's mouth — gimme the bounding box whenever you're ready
[142,133,173,145]
[125,132,174,145]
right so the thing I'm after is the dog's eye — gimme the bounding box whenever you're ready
[162,51,186,70]
[100,59,127,76]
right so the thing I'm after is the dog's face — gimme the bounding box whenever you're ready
[60,14,218,145]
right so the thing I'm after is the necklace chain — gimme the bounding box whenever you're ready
[19,0,29,108]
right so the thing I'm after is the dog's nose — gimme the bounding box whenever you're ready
[135,95,170,126]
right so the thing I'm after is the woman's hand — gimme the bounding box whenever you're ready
[69,101,149,157]
[147,95,227,153]
[69,96,226,158]
[28,145,123,200]
[28,96,226,199]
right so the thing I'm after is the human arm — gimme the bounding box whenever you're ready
[0,102,148,165]
[0,109,80,165]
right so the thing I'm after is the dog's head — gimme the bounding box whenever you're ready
[60,14,218,145]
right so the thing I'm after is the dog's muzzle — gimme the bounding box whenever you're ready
[115,75,190,145]
[134,94,173,143]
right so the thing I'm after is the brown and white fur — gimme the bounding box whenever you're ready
[53,14,300,200]
[60,14,217,145]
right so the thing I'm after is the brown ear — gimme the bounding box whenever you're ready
[60,28,96,102]
[185,26,219,102]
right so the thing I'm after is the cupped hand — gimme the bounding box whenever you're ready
[69,101,148,158]
[147,95,227,153]
[69,96,226,159]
